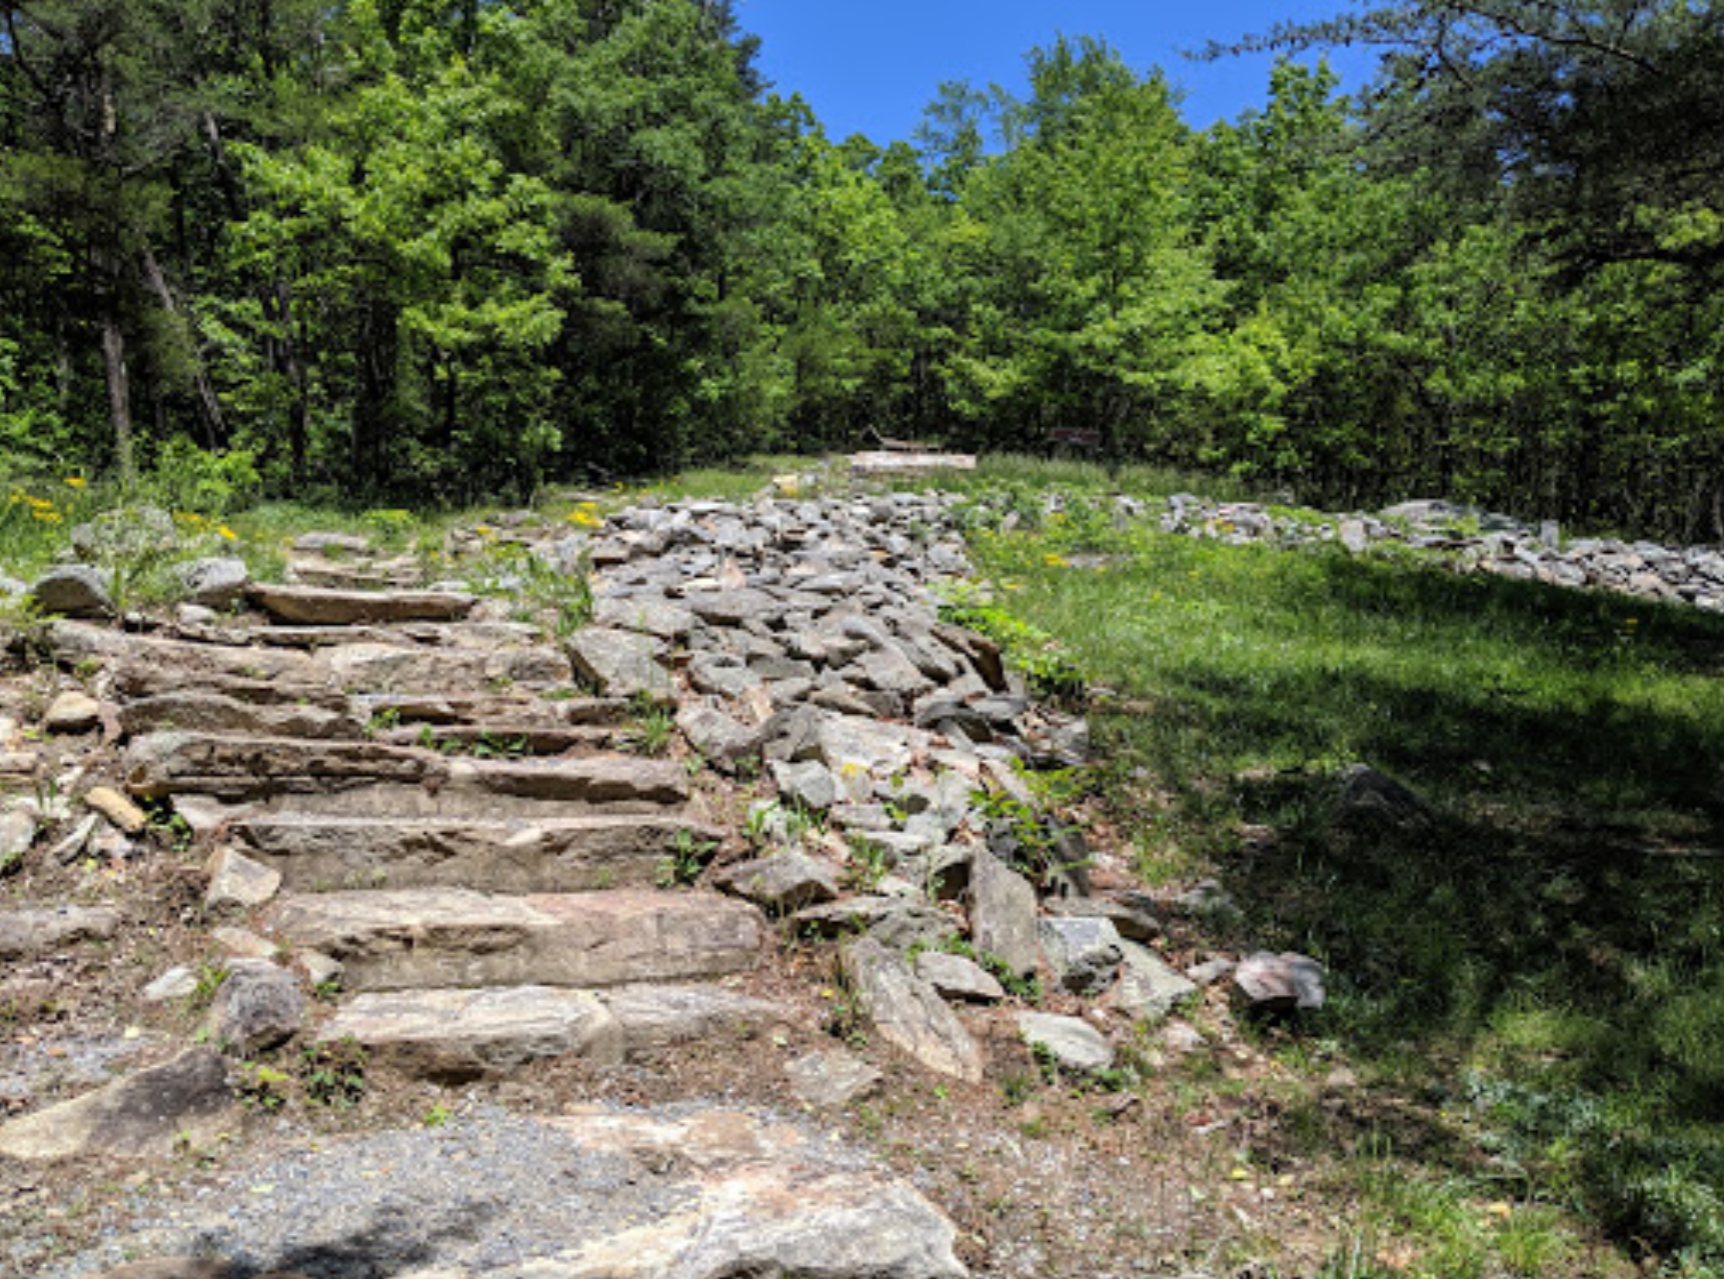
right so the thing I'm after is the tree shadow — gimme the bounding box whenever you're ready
[210,1199,497,1279]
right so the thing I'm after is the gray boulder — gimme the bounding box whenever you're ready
[30,564,114,618]
[176,557,250,608]
[204,959,306,1053]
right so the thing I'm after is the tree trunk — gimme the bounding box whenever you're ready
[100,304,135,489]
[141,244,228,448]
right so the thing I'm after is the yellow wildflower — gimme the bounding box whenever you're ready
[218,525,238,541]
[63,475,87,490]
[1043,553,1069,568]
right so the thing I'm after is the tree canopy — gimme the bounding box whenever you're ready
[2,0,1720,537]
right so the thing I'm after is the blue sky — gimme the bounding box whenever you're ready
[735,1,1379,143]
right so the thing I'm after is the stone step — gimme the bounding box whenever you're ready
[249,583,473,626]
[370,723,616,755]
[352,692,629,729]
[118,691,365,741]
[318,641,572,692]
[46,621,338,704]
[124,732,689,811]
[285,554,423,590]
[270,888,765,991]
[314,983,784,1081]
[232,812,722,894]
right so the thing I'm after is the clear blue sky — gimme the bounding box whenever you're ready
[735,1,1379,143]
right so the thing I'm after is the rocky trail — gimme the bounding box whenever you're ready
[0,485,1401,1279]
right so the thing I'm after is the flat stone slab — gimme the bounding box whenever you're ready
[249,583,477,625]
[841,936,983,1082]
[318,641,572,693]
[599,983,785,1053]
[914,951,1005,1003]
[124,733,688,811]
[0,1049,233,1161]
[119,692,362,741]
[234,813,722,894]
[1016,1011,1115,1075]
[317,986,623,1080]
[1111,940,1198,1023]
[70,1107,966,1279]
[0,904,121,959]
[270,888,766,991]
[967,850,1041,978]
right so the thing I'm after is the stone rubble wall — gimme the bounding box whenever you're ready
[1152,494,1724,611]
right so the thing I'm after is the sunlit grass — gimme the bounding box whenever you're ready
[961,487,1724,1274]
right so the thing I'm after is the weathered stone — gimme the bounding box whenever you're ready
[49,813,100,864]
[210,925,279,959]
[815,714,928,774]
[771,758,838,812]
[0,904,121,958]
[1016,1011,1115,1075]
[234,813,718,895]
[84,785,150,834]
[540,1106,968,1279]
[565,628,676,703]
[1044,894,1161,942]
[120,692,361,741]
[600,984,784,1054]
[204,959,305,1053]
[318,986,622,1081]
[204,846,283,908]
[794,897,957,951]
[249,583,476,625]
[593,594,696,639]
[124,733,688,812]
[1186,957,1236,987]
[141,966,199,1004]
[176,557,250,608]
[44,689,103,734]
[0,807,37,866]
[841,936,983,1082]
[915,951,1005,1003]
[1112,941,1199,1023]
[715,851,841,911]
[270,888,764,991]
[967,849,1041,978]
[30,564,113,618]
[676,703,761,769]
[785,1048,884,1108]
[0,1049,233,1161]
[292,531,372,555]
[1233,951,1326,1012]
[689,653,760,699]
[1039,916,1124,995]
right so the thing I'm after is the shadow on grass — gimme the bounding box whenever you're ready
[1071,550,1724,1261]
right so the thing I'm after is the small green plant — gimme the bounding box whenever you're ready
[299,1038,367,1109]
[841,836,892,893]
[186,961,229,1013]
[236,1062,293,1111]
[657,828,717,888]
[366,706,402,736]
[619,693,675,757]
[422,1102,455,1127]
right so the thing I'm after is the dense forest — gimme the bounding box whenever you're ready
[1,1,1720,537]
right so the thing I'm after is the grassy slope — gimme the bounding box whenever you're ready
[949,459,1724,1278]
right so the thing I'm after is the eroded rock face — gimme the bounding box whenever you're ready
[0,904,121,959]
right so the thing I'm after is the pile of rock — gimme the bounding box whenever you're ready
[1159,494,1724,611]
[573,492,1321,1078]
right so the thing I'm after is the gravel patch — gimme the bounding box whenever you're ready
[48,1107,698,1279]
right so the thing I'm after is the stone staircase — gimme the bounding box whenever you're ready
[47,581,780,1084]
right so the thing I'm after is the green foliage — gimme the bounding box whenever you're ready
[656,827,716,888]
[937,580,1085,700]
[299,1038,367,1109]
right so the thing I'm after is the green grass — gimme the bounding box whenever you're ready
[964,490,1724,1275]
